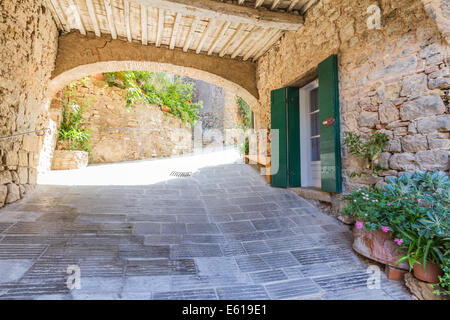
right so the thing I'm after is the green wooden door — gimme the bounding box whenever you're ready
[270,87,300,188]
[287,87,301,187]
[318,54,342,193]
[271,88,288,187]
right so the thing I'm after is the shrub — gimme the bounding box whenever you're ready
[342,131,389,177]
[236,96,252,129]
[342,171,449,282]
[104,71,203,125]
[57,82,92,153]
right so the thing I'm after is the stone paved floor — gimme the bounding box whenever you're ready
[0,150,411,299]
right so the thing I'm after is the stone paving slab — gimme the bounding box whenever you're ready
[0,157,412,300]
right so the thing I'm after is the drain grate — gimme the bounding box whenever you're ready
[170,171,192,177]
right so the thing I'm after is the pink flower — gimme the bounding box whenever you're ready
[381,226,389,233]
[387,202,391,206]
[355,221,364,229]
[394,238,403,245]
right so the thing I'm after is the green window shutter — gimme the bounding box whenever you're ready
[270,87,301,188]
[318,54,342,193]
[271,88,288,187]
[287,87,301,187]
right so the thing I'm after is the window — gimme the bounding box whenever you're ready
[309,88,320,161]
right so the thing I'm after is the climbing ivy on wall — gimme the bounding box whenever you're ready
[103,71,203,125]
[57,81,92,153]
[236,96,252,129]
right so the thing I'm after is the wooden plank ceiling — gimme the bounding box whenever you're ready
[46,0,318,62]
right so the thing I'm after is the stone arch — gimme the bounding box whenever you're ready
[49,33,259,110]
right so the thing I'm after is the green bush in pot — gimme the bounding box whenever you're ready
[342,171,449,283]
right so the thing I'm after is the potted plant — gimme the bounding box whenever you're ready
[342,187,409,270]
[396,210,448,283]
[342,171,449,277]
[431,262,450,296]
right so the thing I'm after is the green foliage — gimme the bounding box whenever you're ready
[104,71,203,125]
[342,171,449,283]
[236,96,252,129]
[57,83,92,153]
[343,131,389,177]
[431,263,450,296]
[239,136,250,155]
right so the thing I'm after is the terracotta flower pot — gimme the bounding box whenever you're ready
[161,105,171,113]
[352,221,409,270]
[413,262,443,283]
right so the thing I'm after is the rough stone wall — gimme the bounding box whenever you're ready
[50,79,192,164]
[256,0,449,199]
[187,77,245,147]
[0,0,58,207]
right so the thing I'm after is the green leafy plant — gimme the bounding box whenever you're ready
[343,131,389,177]
[239,136,250,155]
[431,263,450,296]
[104,71,203,125]
[57,83,92,153]
[342,171,449,283]
[236,96,252,130]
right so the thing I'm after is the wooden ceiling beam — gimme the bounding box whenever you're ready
[67,0,86,35]
[85,0,100,37]
[104,0,117,39]
[156,8,165,47]
[230,26,256,59]
[124,0,132,42]
[141,4,148,45]
[169,12,182,49]
[196,19,215,53]
[132,0,303,30]
[219,23,244,57]
[183,16,200,52]
[271,0,281,10]
[288,0,301,12]
[254,0,265,9]
[207,20,230,55]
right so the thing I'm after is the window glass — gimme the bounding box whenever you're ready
[311,137,320,161]
[310,88,319,113]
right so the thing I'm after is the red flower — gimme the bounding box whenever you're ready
[188,100,191,103]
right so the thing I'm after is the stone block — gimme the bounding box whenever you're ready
[389,153,417,171]
[22,135,39,152]
[401,135,428,152]
[51,150,89,170]
[427,132,450,150]
[357,111,378,128]
[404,273,444,300]
[387,137,402,153]
[0,170,12,185]
[5,183,20,203]
[0,185,7,207]
[5,152,19,166]
[17,167,28,184]
[400,95,445,121]
[18,151,28,166]
[415,150,449,171]
[417,115,450,133]
[379,102,400,124]
[400,73,428,98]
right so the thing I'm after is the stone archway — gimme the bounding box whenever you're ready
[49,32,259,111]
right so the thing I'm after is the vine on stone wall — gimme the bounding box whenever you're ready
[343,131,389,178]
[103,71,203,125]
[57,80,92,153]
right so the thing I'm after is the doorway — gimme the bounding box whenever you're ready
[299,80,321,189]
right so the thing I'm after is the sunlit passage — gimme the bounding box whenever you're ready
[0,148,412,300]
[38,147,241,186]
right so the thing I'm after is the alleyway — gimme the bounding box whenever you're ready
[0,149,411,299]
